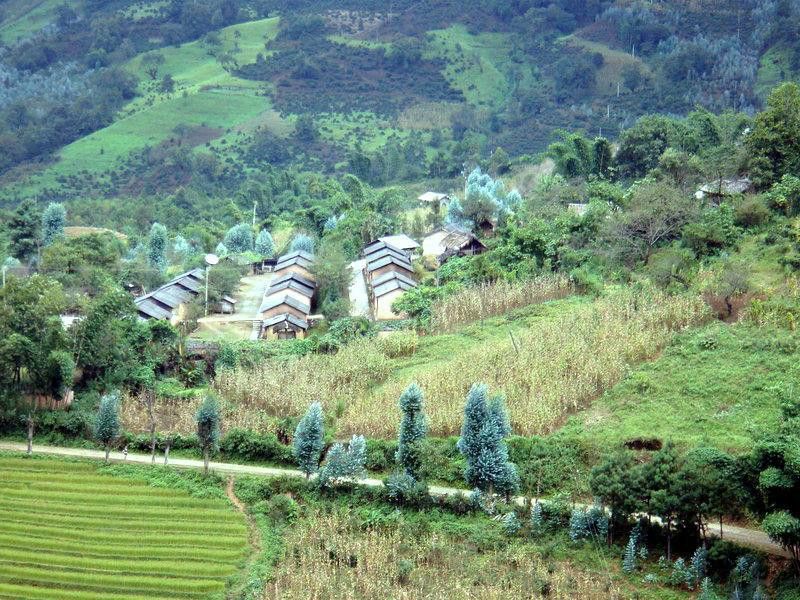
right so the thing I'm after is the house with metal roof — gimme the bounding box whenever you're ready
[262,313,309,340]
[274,251,315,281]
[134,268,205,323]
[259,294,311,320]
[366,255,415,282]
[266,277,315,304]
[372,272,418,320]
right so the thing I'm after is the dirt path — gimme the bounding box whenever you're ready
[0,441,788,558]
[348,259,370,318]
[227,477,261,553]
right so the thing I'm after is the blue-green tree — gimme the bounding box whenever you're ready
[255,229,275,257]
[215,242,228,257]
[94,391,121,462]
[147,223,168,273]
[293,402,324,479]
[457,383,519,497]
[290,233,315,254]
[223,223,254,254]
[196,393,221,475]
[396,383,427,480]
[318,434,366,487]
[41,203,66,247]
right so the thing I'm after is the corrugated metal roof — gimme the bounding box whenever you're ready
[371,270,417,288]
[275,255,315,272]
[262,313,309,329]
[373,277,416,298]
[136,298,173,320]
[267,279,314,298]
[134,268,205,320]
[259,294,311,315]
[365,246,409,265]
[271,272,316,290]
[379,234,420,250]
[367,255,414,273]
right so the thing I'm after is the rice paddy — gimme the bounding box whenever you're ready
[0,455,249,599]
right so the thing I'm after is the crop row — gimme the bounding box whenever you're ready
[0,521,245,550]
[1,486,224,509]
[5,511,244,537]
[0,550,234,579]
[0,458,96,472]
[0,537,244,564]
[0,497,240,524]
[0,563,221,597]
[2,471,184,493]
[0,581,160,600]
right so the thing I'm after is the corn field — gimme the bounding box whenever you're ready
[430,274,575,333]
[343,288,708,437]
[266,509,621,599]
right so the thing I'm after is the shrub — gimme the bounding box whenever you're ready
[220,428,294,465]
[253,493,299,524]
[379,330,419,358]
[734,197,771,228]
[318,435,367,487]
[385,472,430,507]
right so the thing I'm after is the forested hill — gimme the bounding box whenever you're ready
[0,0,799,210]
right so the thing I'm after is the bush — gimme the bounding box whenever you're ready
[385,472,430,507]
[253,493,299,524]
[220,428,295,465]
[734,198,771,228]
[365,438,397,472]
[379,330,419,358]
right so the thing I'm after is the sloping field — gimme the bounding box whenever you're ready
[0,456,248,599]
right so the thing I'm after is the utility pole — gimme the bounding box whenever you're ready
[252,200,257,227]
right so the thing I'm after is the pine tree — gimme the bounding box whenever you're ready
[223,223,254,254]
[503,511,521,535]
[290,233,315,254]
[147,223,168,273]
[215,242,228,257]
[173,235,191,261]
[396,383,427,480]
[530,500,544,536]
[569,508,589,542]
[293,402,324,478]
[94,391,120,463]
[255,229,275,257]
[622,527,639,573]
[698,577,717,600]
[318,434,367,487]
[41,203,66,247]
[457,383,518,496]
[195,394,221,475]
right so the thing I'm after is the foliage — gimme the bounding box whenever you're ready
[457,383,519,496]
[293,402,324,478]
[318,435,367,487]
[255,229,275,257]
[147,222,168,273]
[94,391,120,457]
[40,203,66,247]
[396,383,427,480]
[622,526,639,573]
[747,83,800,188]
[223,223,254,254]
[289,233,315,254]
[196,393,221,470]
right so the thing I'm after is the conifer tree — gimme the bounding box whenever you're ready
[255,229,275,257]
[94,391,120,463]
[396,383,427,480]
[196,394,221,475]
[147,223,168,273]
[622,527,639,573]
[530,500,544,536]
[223,223,254,254]
[215,242,228,257]
[41,203,66,247]
[293,402,324,479]
[318,434,366,487]
[457,383,519,496]
[290,233,315,254]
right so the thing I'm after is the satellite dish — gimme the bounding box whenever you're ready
[204,253,219,266]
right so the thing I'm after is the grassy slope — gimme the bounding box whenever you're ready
[7,17,283,197]
[0,453,248,599]
[0,0,80,43]
[560,321,795,453]
[566,36,652,97]
[756,44,798,99]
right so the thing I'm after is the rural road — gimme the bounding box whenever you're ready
[348,259,371,318]
[0,442,788,558]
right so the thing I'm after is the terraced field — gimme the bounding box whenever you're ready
[0,456,248,599]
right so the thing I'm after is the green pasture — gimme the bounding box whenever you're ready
[0,0,78,43]
[0,455,248,600]
[561,321,795,454]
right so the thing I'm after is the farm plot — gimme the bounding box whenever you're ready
[0,456,248,600]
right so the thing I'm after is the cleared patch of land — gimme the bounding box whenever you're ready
[0,455,248,599]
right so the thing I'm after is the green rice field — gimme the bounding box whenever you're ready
[0,456,248,599]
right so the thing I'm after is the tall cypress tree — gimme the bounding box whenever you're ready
[41,203,66,247]
[396,383,427,480]
[293,402,324,478]
[457,383,518,497]
[94,391,120,463]
[196,394,221,475]
[147,223,168,273]
[255,229,275,257]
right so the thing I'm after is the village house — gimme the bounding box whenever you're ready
[695,177,753,202]
[265,272,315,305]
[215,295,237,315]
[418,191,451,211]
[372,272,418,320]
[273,250,315,281]
[377,234,421,256]
[262,313,309,340]
[366,254,416,282]
[134,268,205,324]
[259,294,311,321]
[422,224,487,265]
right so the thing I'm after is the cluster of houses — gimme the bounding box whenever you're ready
[362,234,420,320]
[258,250,316,340]
[134,268,206,324]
